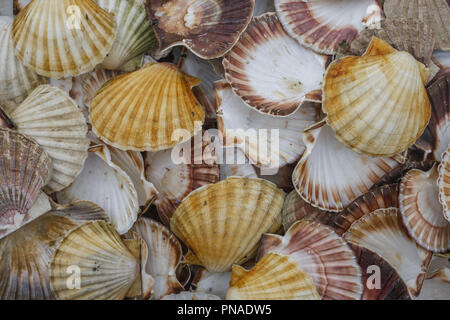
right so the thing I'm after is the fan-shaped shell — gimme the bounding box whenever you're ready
[343,208,432,296]
[384,0,450,51]
[12,0,116,78]
[215,80,317,169]
[292,122,403,212]
[323,37,431,157]
[438,146,450,222]
[399,166,450,252]
[227,252,320,300]
[349,18,435,67]
[282,190,335,231]
[258,220,363,300]
[132,218,184,299]
[6,85,89,193]
[170,177,285,272]
[90,62,205,151]
[0,201,108,300]
[0,128,52,239]
[274,0,382,54]
[145,131,220,226]
[415,72,450,161]
[147,0,254,59]
[0,17,47,109]
[50,220,140,300]
[223,13,326,117]
[96,0,157,71]
[56,145,139,235]
[334,184,399,235]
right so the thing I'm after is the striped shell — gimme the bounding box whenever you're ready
[170,177,285,272]
[226,252,320,300]
[90,62,205,151]
[323,37,431,157]
[12,0,117,78]
[438,146,450,222]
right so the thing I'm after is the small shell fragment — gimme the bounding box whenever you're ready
[438,146,450,222]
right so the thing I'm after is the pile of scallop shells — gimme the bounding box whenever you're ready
[0,0,449,300]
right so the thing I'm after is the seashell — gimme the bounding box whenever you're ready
[384,0,450,51]
[215,80,317,169]
[161,292,221,300]
[178,50,221,120]
[348,243,411,300]
[145,131,220,226]
[292,122,404,212]
[0,201,108,299]
[191,269,231,300]
[90,62,205,151]
[334,184,399,236]
[223,13,326,117]
[107,146,158,209]
[438,146,450,222]
[0,17,47,109]
[274,0,382,54]
[226,252,320,300]
[11,0,116,78]
[96,0,157,71]
[258,220,363,300]
[282,190,335,232]
[219,147,258,181]
[399,166,450,252]
[0,128,52,239]
[12,0,30,15]
[132,218,184,299]
[5,85,89,193]
[415,72,450,161]
[82,68,121,110]
[323,37,431,157]
[349,18,435,67]
[343,208,432,296]
[56,145,139,235]
[50,220,141,300]
[147,0,254,59]
[170,177,285,272]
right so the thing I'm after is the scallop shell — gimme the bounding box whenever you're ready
[170,177,285,272]
[50,220,140,300]
[56,145,139,235]
[147,0,254,59]
[0,201,108,300]
[415,72,450,161]
[282,190,336,232]
[384,0,450,51]
[334,184,399,236]
[292,122,403,212]
[178,50,221,120]
[274,0,382,54]
[90,62,205,151]
[215,80,317,169]
[323,37,431,157]
[349,18,435,67]
[96,0,157,71]
[191,269,231,299]
[0,17,47,109]
[258,220,363,300]
[438,147,450,222]
[223,13,326,117]
[349,243,411,300]
[107,146,158,209]
[12,0,116,78]
[226,252,320,300]
[6,85,89,193]
[0,128,52,239]
[343,208,432,296]
[132,218,184,299]
[145,131,220,226]
[399,166,450,252]
[161,292,221,300]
